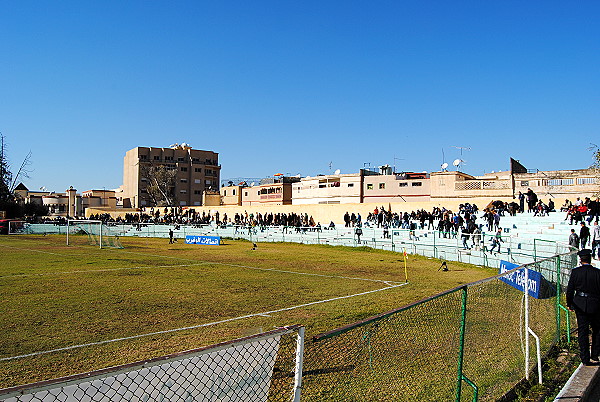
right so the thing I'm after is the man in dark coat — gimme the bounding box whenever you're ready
[566,249,600,365]
[581,222,591,249]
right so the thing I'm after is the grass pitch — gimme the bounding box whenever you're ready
[0,234,495,388]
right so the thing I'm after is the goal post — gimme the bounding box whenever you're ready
[67,220,102,248]
[7,220,28,234]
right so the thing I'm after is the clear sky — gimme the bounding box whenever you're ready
[1,1,598,192]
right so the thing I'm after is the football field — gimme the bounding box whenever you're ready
[0,234,494,388]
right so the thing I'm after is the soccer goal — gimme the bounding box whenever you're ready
[66,220,123,249]
[7,220,28,234]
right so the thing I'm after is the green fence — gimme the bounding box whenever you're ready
[300,251,578,401]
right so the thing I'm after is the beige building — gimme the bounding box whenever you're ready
[363,172,431,204]
[122,144,220,208]
[292,173,363,205]
[220,184,244,206]
[429,159,598,203]
[241,177,299,206]
[15,184,117,217]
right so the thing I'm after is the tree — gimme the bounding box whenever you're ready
[591,144,600,197]
[0,133,13,203]
[140,163,177,206]
[1,132,34,218]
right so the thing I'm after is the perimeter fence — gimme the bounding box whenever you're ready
[299,250,578,401]
[15,222,568,267]
[0,326,305,402]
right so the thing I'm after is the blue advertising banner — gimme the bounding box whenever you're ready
[499,260,541,299]
[185,235,221,245]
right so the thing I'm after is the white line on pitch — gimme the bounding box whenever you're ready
[0,263,209,279]
[0,282,408,362]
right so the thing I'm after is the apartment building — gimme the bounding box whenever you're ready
[122,144,220,208]
[291,173,364,205]
[241,177,300,206]
[363,171,431,204]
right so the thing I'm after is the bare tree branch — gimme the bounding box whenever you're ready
[9,150,32,192]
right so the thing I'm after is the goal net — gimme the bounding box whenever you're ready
[8,220,28,234]
[67,220,123,249]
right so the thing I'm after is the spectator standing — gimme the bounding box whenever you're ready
[569,229,580,249]
[581,222,591,249]
[518,192,525,213]
[489,228,504,254]
[566,249,600,366]
[592,221,600,260]
[355,225,363,244]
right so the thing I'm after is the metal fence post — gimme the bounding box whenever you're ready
[293,326,305,402]
[455,286,478,401]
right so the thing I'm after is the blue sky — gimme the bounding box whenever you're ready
[1,1,598,192]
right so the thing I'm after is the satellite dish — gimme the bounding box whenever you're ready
[441,162,448,171]
[453,159,462,167]
[250,182,255,187]
[334,169,341,175]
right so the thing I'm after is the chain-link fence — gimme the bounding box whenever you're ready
[299,251,577,401]
[17,223,572,268]
[0,325,304,402]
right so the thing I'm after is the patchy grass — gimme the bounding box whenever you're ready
[0,234,495,389]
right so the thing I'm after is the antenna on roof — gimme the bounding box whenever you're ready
[452,145,471,155]
[453,159,465,170]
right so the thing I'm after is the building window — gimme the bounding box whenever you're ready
[245,192,248,196]
[232,189,236,195]
[194,179,201,184]
[164,156,173,161]
[195,168,202,173]
[140,155,147,160]
[367,184,373,190]
[205,180,212,185]
[153,156,160,160]
[578,177,597,185]
[194,190,201,195]
[180,189,187,193]
[348,183,354,187]
[180,167,188,172]
[223,190,227,196]
[379,183,385,189]
[521,181,529,186]
[180,179,187,183]
[206,169,213,175]
[178,157,185,162]
[412,182,422,186]
[399,183,408,187]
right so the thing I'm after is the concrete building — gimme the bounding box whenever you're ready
[363,171,431,204]
[429,158,598,203]
[242,176,300,206]
[122,144,220,208]
[292,173,363,205]
[220,184,245,206]
[14,184,118,217]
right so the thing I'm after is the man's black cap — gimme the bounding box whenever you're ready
[578,249,592,257]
